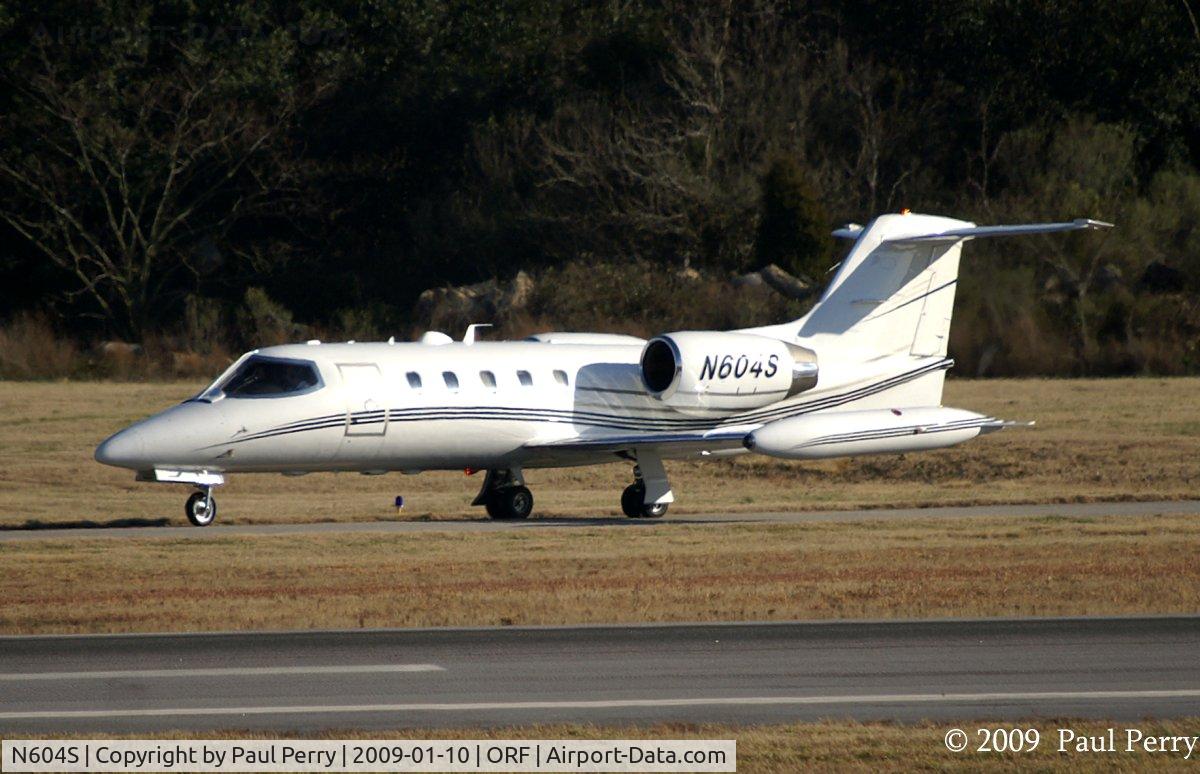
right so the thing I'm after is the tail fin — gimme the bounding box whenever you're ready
[741,212,1111,403]
[786,213,1109,358]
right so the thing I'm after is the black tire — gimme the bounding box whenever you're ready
[621,483,644,518]
[622,482,668,518]
[486,486,533,520]
[185,491,217,527]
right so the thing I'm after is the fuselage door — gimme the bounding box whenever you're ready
[338,363,387,436]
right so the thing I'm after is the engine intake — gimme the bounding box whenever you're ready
[639,331,818,414]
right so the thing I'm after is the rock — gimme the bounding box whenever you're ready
[1139,261,1186,293]
[98,341,142,357]
[759,263,812,300]
[507,270,535,309]
[676,266,702,282]
[415,272,538,330]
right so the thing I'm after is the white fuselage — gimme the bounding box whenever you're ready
[93,211,1109,523]
[94,338,953,475]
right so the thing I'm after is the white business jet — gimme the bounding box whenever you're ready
[96,212,1110,525]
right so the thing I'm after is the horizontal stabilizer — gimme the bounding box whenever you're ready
[978,418,1036,435]
[886,218,1113,245]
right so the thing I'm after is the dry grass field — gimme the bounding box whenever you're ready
[0,377,1197,527]
[2,379,1197,761]
[2,513,1197,634]
[22,720,1200,772]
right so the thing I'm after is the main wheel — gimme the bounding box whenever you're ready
[486,486,533,520]
[621,483,644,518]
[622,483,669,519]
[185,491,217,527]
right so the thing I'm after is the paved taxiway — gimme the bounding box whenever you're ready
[1,499,1197,541]
[1,617,1198,733]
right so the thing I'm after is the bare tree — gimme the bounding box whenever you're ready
[985,117,1134,368]
[466,0,818,271]
[0,43,311,338]
[808,41,920,214]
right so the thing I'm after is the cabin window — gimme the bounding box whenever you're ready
[443,371,460,391]
[480,370,497,389]
[517,370,533,387]
[217,356,321,399]
[406,371,422,389]
[553,369,569,386]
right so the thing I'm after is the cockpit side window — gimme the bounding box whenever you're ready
[218,356,322,399]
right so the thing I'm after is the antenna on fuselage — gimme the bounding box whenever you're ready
[462,323,493,345]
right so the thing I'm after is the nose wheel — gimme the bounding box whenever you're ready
[185,488,217,527]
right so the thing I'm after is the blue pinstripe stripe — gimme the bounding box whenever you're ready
[219,359,953,447]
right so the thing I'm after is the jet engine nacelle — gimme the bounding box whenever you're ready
[640,331,818,414]
[745,407,994,459]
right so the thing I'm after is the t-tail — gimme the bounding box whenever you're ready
[734,211,1111,460]
[746,211,1112,407]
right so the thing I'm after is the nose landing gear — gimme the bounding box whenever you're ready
[185,487,217,527]
[135,470,225,527]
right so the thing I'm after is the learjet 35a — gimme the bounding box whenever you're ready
[96,212,1111,525]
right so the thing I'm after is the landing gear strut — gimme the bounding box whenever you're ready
[185,486,217,527]
[472,468,534,520]
[135,470,225,527]
[621,453,673,519]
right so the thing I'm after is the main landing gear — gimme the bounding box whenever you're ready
[185,486,217,527]
[621,452,673,519]
[473,468,534,520]
[472,453,674,521]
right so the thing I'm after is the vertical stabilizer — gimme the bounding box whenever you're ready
[738,213,1111,405]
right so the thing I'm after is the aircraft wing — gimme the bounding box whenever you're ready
[523,429,751,456]
[885,218,1113,245]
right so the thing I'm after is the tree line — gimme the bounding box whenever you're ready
[0,0,1198,376]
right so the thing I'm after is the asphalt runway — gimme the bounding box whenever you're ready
[1,499,1197,541]
[1,617,1198,733]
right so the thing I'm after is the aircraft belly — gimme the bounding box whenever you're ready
[377,418,535,469]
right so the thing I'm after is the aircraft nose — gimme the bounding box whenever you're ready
[94,426,147,469]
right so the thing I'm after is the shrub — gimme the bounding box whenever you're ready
[236,288,306,347]
[754,158,834,281]
[0,314,79,380]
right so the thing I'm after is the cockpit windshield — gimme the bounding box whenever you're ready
[194,356,322,401]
